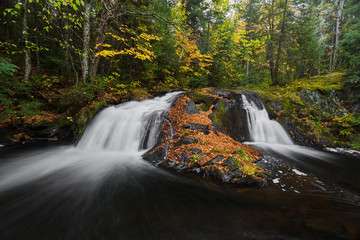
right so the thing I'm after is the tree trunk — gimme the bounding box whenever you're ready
[89,10,109,78]
[64,25,72,74]
[332,0,345,71]
[246,59,250,77]
[329,20,335,72]
[317,55,321,76]
[273,0,288,84]
[283,62,287,80]
[82,0,91,82]
[36,34,40,74]
[22,0,31,81]
[267,0,276,85]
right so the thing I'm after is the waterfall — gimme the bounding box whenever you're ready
[0,92,181,192]
[241,94,293,145]
[77,91,181,151]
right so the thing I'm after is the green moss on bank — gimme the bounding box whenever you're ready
[240,72,360,150]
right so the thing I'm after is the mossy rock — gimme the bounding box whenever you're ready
[187,91,217,111]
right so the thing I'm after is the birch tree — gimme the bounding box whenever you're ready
[21,0,31,81]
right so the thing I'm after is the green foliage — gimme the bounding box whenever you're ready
[210,148,228,154]
[230,154,260,176]
[236,149,247,158]
[251,72,360,150]
[341,0,360,70]
[191,154,200,164]
[30,74,62,90]
[0,58,19,76]
[188,91,214,111]
[18,101,44,117]
[211,100,228,127]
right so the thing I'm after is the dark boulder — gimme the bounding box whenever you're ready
[185,100,200,115]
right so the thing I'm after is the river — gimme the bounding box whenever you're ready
[0,91,359,240]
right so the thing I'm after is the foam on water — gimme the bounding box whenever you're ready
[0,91,181,193]
[241,95,293,145]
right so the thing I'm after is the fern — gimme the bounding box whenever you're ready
[0,58,19,76]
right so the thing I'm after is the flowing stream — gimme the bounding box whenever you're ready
[0,92,360,240]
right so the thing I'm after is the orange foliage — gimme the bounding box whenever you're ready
[160,90,263,179]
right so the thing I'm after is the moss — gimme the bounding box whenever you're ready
[191,154,200,164]
[210,100,233,136]
[230,155,260,176]
[242,72,360,150]
[210,148,228,154]
[187,91,214,111]
[236,149,247,157]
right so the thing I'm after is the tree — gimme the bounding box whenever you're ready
[341,0,360,70]
[81,0,91,82]
[331,0,346,71]
[21,0,31,81]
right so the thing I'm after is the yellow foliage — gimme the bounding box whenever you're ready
[96,26,160,61]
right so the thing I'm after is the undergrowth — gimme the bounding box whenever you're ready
[240,72,360,150]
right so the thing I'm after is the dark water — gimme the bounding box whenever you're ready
[0,143,360,240]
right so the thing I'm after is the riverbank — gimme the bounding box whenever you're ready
[1,72,359,151]
[241,72,360,151]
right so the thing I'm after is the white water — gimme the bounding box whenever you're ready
[242,94,339,192]
[77,91,181,151]
[0,92,181,192]
[241,95,293,145]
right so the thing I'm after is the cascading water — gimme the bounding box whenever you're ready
[0,91,181,192]
[240,92,360,198]
[0,91,360,240]
[241,94,293,145]
[77,91,180,151]
[240,92,334,159]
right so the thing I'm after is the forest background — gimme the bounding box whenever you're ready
[0,0,359,147]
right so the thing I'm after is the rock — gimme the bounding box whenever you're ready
[242,91,265,110]
[203,155,225,166]
[184,100,200,115]
[188,148,204,156]
[351,102,360,113]
[297,89,347,115]
[209,91,250,142]
[174,136,198,146]
[183,123,210,135]
[143,89,268,187]
[187,91,217,111]
[283,119,328,148]
[142,122,173,163]
[345,76,360,112]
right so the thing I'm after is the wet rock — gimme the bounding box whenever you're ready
[213,98,230,111]
[221,157,234,167]
[325,147,360,159]
[188,148,204,156]
[144,89,268,187]
[242,91,265,110]
[184,123,210,135]
[283,119,328,148]
[142,122,172,163]
[211,88,232,99]
[184,100,200,115]
[174,136,198,146]
[187,91,217,111]
[203,155,225,166]
[209,92,250,142]
[179,152,190,165]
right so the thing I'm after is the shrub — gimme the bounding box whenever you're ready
[0,57,19,76]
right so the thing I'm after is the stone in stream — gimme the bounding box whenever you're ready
[143,89,268,187]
